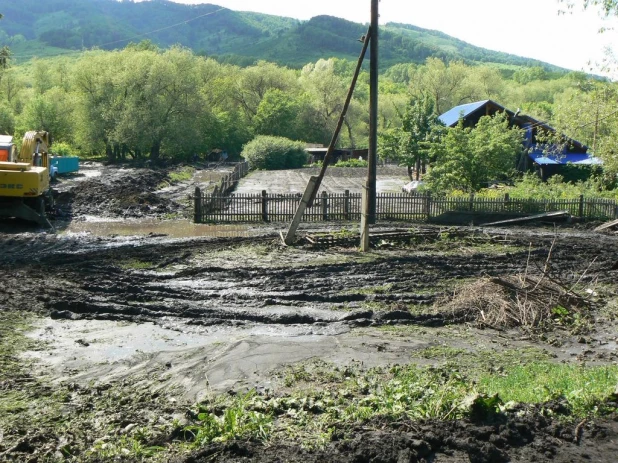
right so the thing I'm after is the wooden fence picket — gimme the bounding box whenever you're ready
[194,188,618,224]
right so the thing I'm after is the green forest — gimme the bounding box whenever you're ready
[0,0,617,194]
[0,0,564,69]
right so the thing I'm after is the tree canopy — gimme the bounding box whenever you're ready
[425,114,523,192]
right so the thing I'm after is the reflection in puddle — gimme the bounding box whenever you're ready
[61,219,253,238]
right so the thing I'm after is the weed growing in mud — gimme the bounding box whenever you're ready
[158,166,195,189]
[184,392,273,447]
[0,312,185,462]
[182,356,618,451]
[340,283,394,296]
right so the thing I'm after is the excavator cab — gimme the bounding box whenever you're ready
[0,135,16,162]
[0,131,54,227]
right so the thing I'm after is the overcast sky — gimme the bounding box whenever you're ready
[165,0,618,73]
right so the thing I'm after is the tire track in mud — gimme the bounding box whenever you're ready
[5,228,615,328]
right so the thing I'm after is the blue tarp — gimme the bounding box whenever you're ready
[529,152,603,166]
[438,100,490,127]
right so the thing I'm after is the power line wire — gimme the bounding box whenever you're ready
[9,7,228,60]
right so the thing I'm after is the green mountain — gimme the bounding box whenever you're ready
[0,0,565,70]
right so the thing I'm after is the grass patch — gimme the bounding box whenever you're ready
[120,259,154,270]
[479,363,618,416]
[184,358,618,449]
[158,166,195,189]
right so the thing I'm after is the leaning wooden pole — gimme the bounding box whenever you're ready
[283,26,372,246]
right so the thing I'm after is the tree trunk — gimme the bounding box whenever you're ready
[106,143,115,163]
[150,141,160,162]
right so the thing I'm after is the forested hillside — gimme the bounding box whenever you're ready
[0,0,616,185]
[0,0,563,70]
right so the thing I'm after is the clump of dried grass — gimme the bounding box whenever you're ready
[441,241,594,332]
[442,275,587,330]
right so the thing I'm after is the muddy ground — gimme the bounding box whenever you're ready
[1,165,618,462]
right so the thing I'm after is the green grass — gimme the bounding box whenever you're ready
[479,363,618,416]
[181,350,618,449]
[158,166,196,189]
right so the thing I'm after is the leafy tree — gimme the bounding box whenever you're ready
[242,135,308,170]
[379,96,443,179]
[299,59,348,144]
[512,66,547,85]
[425,113,522,192]
[18,87,74,142]
[0,102,15,134]
[232,61,297,118]
[253,89,301,139]
[412,58,474,114]
[561,0,618,16]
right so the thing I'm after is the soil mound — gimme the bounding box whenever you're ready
[55,167,184,218]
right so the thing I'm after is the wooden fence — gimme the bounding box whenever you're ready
[194,191,618,224]
[193,162,249,222]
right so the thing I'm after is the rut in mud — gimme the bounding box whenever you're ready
[3,228,617,330]
[2,227,618,463]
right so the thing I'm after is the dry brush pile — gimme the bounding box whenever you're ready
[442,242,598,333]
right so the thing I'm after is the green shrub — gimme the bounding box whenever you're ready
[242,136,308,170]
[334,158,368,167]
[51,141,76,157]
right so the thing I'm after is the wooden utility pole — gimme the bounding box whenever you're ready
[368,0,378,222]
[361,0,379,250]
[283,26,372,246]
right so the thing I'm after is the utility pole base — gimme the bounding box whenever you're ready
[360,183,370,252]
[284,176,319,246]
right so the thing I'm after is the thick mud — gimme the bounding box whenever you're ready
[54,165,185,219]
[2,165,618,462]
[182,411,618,463]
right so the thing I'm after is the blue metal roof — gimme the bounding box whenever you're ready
[438,100,490,127]
[529,152,604,166]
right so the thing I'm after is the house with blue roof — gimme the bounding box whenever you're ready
[438,100,603,179]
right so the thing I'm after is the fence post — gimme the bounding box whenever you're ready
[469,192,474,212]
[615,204,618,219]
[261,190,268,222]
[322,191,328,221]
[578,195,584,218]
[194,187,202,223]
[425,193,432,220]
[344,190,350,220]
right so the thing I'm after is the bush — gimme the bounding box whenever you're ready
[51,141,76,157]
[241,136,308,170]
[334,158,368,167]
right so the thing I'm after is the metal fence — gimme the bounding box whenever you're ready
[194,191,618,224]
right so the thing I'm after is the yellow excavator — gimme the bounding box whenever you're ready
[0,131,55,227]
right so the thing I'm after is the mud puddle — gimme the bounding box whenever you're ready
[26,318,430,400]
[59,219,255,239]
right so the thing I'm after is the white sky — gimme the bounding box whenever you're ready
[166,0,618,73]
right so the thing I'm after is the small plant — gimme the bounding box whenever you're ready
[185,392,272,446]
